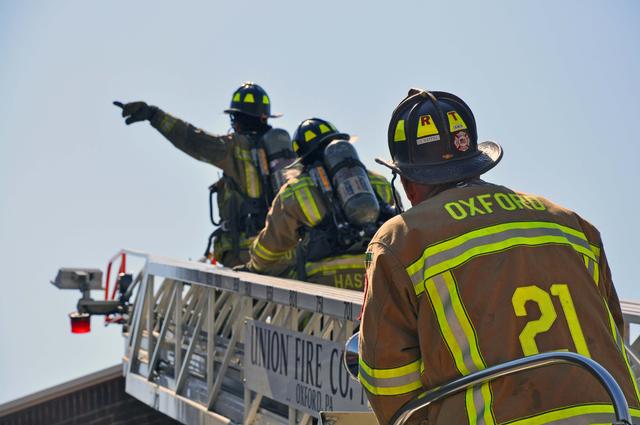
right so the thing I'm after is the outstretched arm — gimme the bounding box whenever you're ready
[114,101,231,170]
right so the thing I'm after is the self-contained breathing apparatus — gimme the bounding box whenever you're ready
[297,139,397,279]
[204,129,296,264]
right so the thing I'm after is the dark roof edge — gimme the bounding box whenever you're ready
[0,364,123,418]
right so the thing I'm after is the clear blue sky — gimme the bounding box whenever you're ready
[0,0,638,404]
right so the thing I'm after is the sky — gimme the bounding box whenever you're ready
[0,0,639,404]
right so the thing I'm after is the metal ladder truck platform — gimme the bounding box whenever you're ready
[52,249,640,425]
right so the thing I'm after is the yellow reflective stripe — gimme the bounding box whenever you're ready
[359,358,421,379]
[159,115,177,132]
[235,148,252,160]
[359,373,423,396]
[358,358,423,396]
[506,403,640,425]
[295,186,322,225]
[585,251,638,404]
[425,275,470,375]
[583,253,600,287]
[394,119,406,142]
[306,254,364,276]
[479,383,495,425]
[235,147,261,198]
[426,271,494,423]
[444,271,486,370]
[253,241,287,262]
[409,221,595,296]
[604,303,640,404]
[425,271,487,374]
[465,384,495,425]
[245,167,260,198]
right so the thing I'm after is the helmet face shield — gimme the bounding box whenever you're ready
[377,89,502,185]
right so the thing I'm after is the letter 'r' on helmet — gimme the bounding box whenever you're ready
[291,118,350,160]
[224,82,282,119]
[376,89,503,185]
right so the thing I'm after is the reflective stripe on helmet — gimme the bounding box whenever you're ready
[394,119,406,142]
[358,358,423,396]
[407,221,597,297]
[304,130,317,142]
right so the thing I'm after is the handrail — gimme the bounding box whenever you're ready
[390,351,633,425]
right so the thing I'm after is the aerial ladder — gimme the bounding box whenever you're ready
[52,249,640,425]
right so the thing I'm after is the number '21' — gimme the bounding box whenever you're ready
[511,284,590,357]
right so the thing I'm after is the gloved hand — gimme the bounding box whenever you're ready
[113,101,158,125]
[232,264,251,272]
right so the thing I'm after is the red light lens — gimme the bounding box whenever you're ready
[69,312,91,334]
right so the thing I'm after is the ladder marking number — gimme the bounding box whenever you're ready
[511,284,590,357]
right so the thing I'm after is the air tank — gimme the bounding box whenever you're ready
[323,140,380,226]
[261,128,297,194]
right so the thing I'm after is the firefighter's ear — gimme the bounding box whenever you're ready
[400,176,419,207]
[401,176,438,207]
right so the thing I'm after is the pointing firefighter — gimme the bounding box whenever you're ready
[246,118,400,290]
[114,83,297,267]
[359,89,640,424]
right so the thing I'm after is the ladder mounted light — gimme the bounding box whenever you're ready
[69,312,91,334]
[52,268,129,334]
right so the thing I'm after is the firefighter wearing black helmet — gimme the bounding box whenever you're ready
[114,83,296,267]
[245,118,400,290]
[359,89,640,424]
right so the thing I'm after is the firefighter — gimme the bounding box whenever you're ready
[245,118,400,290]
[114,83,295,267]
[359,89,640,424]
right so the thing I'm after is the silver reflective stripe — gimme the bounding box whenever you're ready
[433,274,477,374]
[410,223,591,286]
[473,385,487,425]
[358,367,421,389]
[295,187,322,225]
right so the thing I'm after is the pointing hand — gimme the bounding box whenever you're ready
[113,101,158,125]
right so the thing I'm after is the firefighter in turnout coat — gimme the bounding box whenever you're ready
[247,118,400,290]
[115,83,293,267]
[359,89,640,424]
